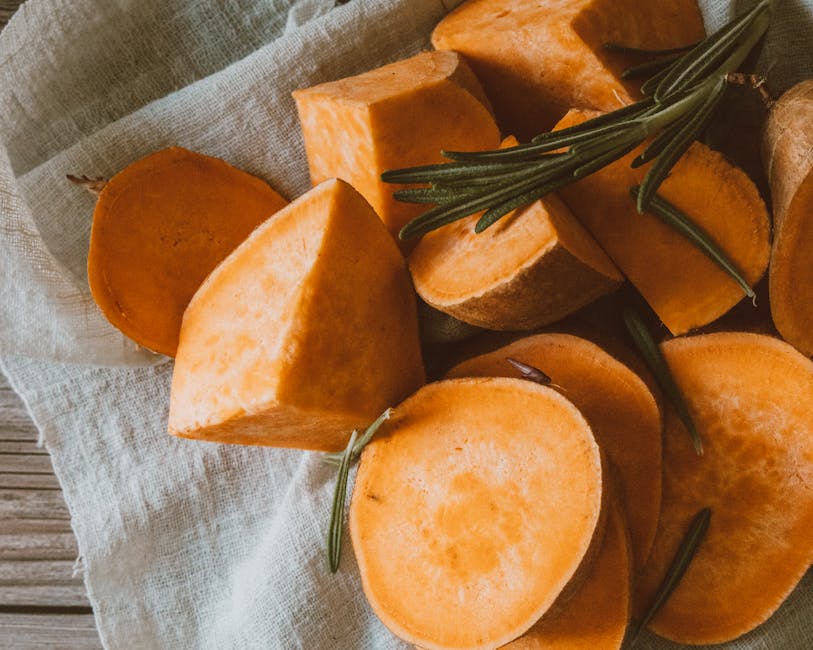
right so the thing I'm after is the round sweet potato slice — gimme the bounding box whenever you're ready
[349,377,604,650]
[636,333,813,644]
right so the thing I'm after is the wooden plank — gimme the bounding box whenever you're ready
[0,521,77,561]
[0,454,54,473]
[0,489,71,520]
[0,560,79,586]
[0,613,101,649]
[0,473,61,490]
[0,440,47,454]
[0,584,90,607]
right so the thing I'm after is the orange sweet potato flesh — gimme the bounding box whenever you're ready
[556,109,771,335]
[446,333,661,573]
[408,140,622,330]
[635,333,813,644]
[762,80,813,355]
[87,147,288,356]
[350,377,604,650]
[168,179,425,451]
[431,0,704,139]
[503,497,631,650]
[293,50,500,247]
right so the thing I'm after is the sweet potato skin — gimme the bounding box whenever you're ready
[762,80,813,355]
[446,333,661,573]
[87,147,287,356]
[350,377,604,650]
[431,0,704,139]
[556,110,770,335]
[168,179,424,451]
[635,333,813,644]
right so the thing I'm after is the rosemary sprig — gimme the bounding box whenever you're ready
[630,187,755,300]
[626,508,712,647]
[506,357,552,385]
[622,308,703,455]
[384,0,772,240]
[325,408,392,572]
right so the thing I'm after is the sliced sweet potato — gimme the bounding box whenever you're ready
[431,0,704,139]
[504,497,631,650]
[556,109,771,335]
[635,333,813,644]
[447,333,661,572]
[293,50,500,247]
[762,80,813,355]
[86,147,288,356]
[168,179,425,451]
[350,377,604,650]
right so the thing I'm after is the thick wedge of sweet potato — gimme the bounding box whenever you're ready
[168,179,424,451]
[431,0,704,139]
[408,174,622,330]
[447,333,661,572]
[293,51,500,247]
[350,377,604,650]
[635,333,813,644]
[504,497,631,650]
[762,80,813,355]
[556,109,770,335]
[86,147,288,356]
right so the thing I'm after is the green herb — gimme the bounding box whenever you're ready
[383,0,772,241]
[622,308,703,455]
[630,186,755,301]
[506,357,551,385]
[626,507,712,647]
[325,408,393,572]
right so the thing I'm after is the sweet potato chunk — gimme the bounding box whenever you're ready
[350,377,604,650]
[168,179,425,451]
[293,50,500,246]
[409,184,622,330]
[447,333,661,572]
[504,498,631,650]
[87,147,288,356]
[763,80,813,355]
[432,0,704,138]
[636,333,813,644]
[556,109,770,335]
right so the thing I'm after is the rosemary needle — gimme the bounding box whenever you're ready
[506,357,552,385]
[622,308,703,455]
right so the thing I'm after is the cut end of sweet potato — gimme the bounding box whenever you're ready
[446,333,661,573]
[350,377,603,650]
[409,186,622,331]
[556,109,771,335]
[293,50,500,247]
[86,147,288,356]
[636,333,813,644]
[168,179,425,451]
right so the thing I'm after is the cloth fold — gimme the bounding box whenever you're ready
[0,0,810,647]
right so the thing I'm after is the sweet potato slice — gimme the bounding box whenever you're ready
[635,333,813,644]
[87,147,288,356]
[503,497,631,650]
[293,50,500,246]
[408,150,622,330]
[447,333,661,572]
[763,80,813,355]
[555,109,770,335]
[168,179,424,451]
[431,0,704,139]
[350,377,604,650]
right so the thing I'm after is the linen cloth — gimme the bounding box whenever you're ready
[0,0,811,647]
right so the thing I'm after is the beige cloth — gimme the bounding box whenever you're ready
[0,0,810,647]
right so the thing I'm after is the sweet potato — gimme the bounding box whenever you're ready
[86,147,288,356]
[447,333,661,572]
[350,377,604,650]
[556,109,771,335]
[293,51,500,247]
[431,0,704,139]
[408,137,622,330]
[635,333,813,644]
[168,179,425,451]
[762,80,813,355]
[503,497,631,650]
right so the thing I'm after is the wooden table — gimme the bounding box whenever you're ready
[0,3,102,647]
